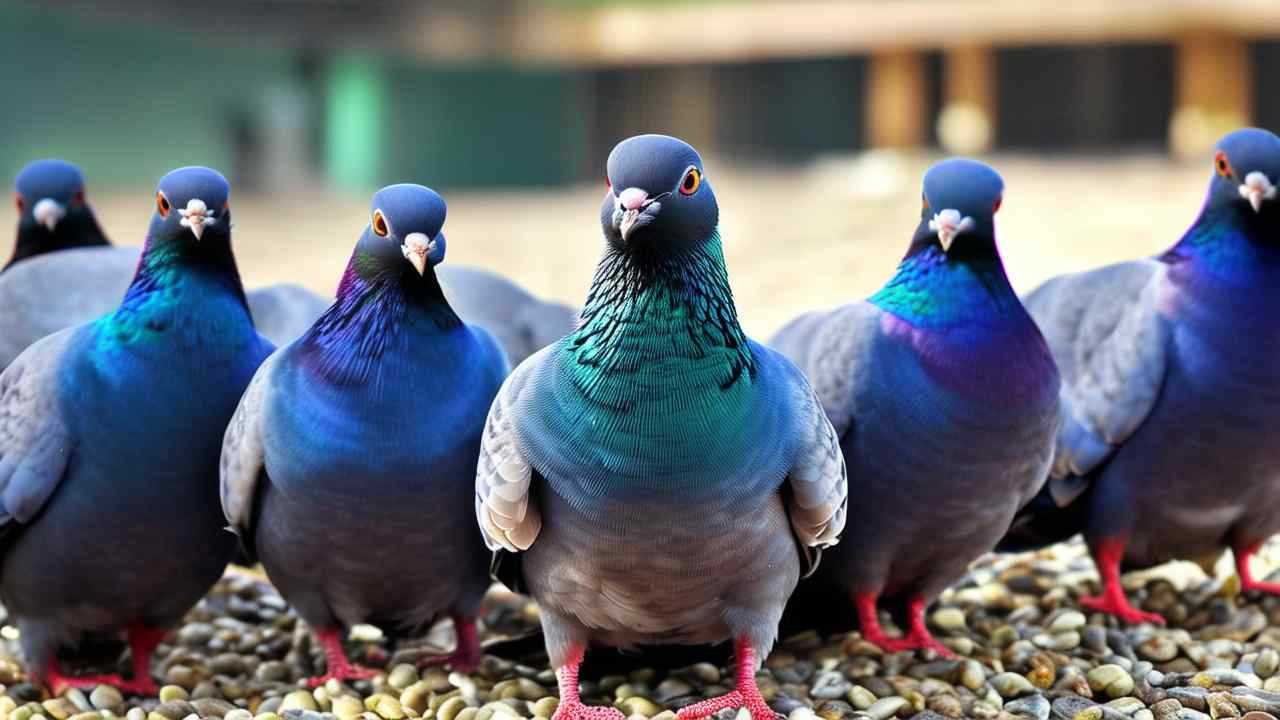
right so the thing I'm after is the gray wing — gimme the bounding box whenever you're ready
[769,301,883,439]
[474,347,547,553]
[246,284,331,348]
[1025,259,1171,503]
[439,265,578,367]
[780,358,849,551]
[0,246,136,368]
[0,329,77,535]
[220,350,283,541]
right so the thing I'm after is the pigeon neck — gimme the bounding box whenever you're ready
[871,242,1021,328]
[5,212,111,271]
[1164,203,1280,291]
[565,229,755,400]
[122,232,250,312]
[300,252,461,384]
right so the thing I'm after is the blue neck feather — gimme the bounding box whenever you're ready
[870,243,1021,329]
[301,252,461,385]
[1164,204,1280,290]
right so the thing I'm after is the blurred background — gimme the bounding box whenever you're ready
[1,0,1278,334]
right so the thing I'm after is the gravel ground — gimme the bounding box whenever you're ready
[2,539,1280,720]
[2,153,1275,720]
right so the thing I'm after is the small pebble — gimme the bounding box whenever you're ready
[1088,665,1136,698]
[864,697,908,720]
[991,672,1036,699]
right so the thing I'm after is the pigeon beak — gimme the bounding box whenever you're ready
[178,198,217,241]
[928,209,976,253]
[1239,171,1277,214]
[616,187,657,242]
[32,198,66,232]
[401,232,432,276]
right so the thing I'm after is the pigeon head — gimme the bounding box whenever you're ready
[15,159,87,235]
[354,184,448,281]
[600,134,718,254]
[149,166,231,250]
[1204,128,1280,221]
[910,158,1004,258]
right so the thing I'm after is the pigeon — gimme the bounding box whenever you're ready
[0,166,272,694]
[770,158,1060,654]
[221,184,507,686]
[4,159,109,271]
[997,128,1280,624]
[0,251,328,368]
[437,264,578,367]
[475,134,848,720]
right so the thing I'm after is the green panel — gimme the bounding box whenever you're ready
[0,3,295,188]
[324,54,388,190]
[380,61,587,189]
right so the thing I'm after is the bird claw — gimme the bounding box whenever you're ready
[306,665,383,688]
[878,635,955,658]
[551,699,626,720]
[1240,580,1280,597]
[48,672,158,698]
[676,690,777,720]
[416,648,481,674]
[1079,594,1166,626]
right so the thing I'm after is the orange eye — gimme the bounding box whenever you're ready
[1215,151,1233,178]
[922,194,929,211]
[71,190,85,207]
[372,210,389,237]
[14,193,23,214]
[156,191,171,218]
[992,195,1003,213]
[679,167,702,196]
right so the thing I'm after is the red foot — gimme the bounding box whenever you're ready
[307,627,384,687]
[47,670,159,698]
[416,615,482,673]
[44,624,166,697]
[675,638,776,720]
[552,647,623,720]
[853,593,953,657]
[1082,537,1166,626]
[1235,542,1280,596]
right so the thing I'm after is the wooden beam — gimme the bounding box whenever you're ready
[866,50,928,149]
[939,45,996,153]
[1170,33,1252,159]
[508,0,1280,68]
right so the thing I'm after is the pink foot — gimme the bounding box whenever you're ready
[552,699,625,720]
[676,637,776,720]
[307,627,384,687]
[1082,537,1165,626]
[1235,543,1280,596]
[416,615,482,673]
[677,690,774,720]
[552,648,624,720]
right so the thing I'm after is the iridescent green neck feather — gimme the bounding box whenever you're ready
[870,244,1021,329]
[562,230,755,413]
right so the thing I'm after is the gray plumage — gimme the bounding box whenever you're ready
[770,159,1060,651]
[436,265,577,367]
[221,183,507,682]
[0,246,329,368]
